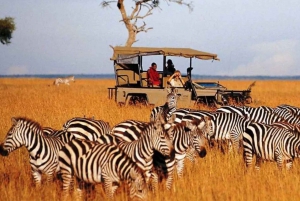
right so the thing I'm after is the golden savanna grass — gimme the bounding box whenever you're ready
[1,78,300,201]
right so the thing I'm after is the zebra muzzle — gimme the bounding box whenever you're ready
[0,144,9,156]
[198,147,207,158]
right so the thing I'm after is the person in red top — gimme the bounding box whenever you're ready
[147,62,161,86]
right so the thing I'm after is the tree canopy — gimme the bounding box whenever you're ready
[101,0,193,47]
[0,17,16,45]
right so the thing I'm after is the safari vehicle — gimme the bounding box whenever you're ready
[108,46,252,107]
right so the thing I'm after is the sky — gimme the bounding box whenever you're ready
[1,0,300,76]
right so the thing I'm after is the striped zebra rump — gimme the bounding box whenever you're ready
[202,112,250,152]
[63,117,111,141]
[108,117,174,191]
[0,117,66,186]
[58,139,147,200]
[43,127,73,144]
[243,122,300,170]
[273,104,300,124]
[171,108,195,123]
[53,75,75,86]
[217,105,284,125]
[242,106,285,125]
[111,119,147,141]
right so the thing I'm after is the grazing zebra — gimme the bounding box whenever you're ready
[58,139,147,200]
[111,116,207,190]
[273,104,300,124]
[203,112,251,152]
[108,116,174,191]
[171,108,196,123]
[63,117,111,141]
[243,122,300,170]
[43,127,73,144]
[154,119,207,190]
[53,75,75,86]
[217,105,284,125]
[150,88,180,122]
[0,117,65,186]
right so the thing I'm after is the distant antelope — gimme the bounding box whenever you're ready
[53,75,75,86]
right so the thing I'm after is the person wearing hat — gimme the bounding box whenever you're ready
[165,59,176,75]
[168,70,185,87]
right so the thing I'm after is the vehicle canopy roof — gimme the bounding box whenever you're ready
[110,46,219,61]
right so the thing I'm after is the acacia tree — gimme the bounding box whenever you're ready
[0,17,16,45]
[101,0,193,47]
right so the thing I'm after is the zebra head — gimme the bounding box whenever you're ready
[0,117,40,156]
[147,117,174,157]
[184,120,207,158]
[201,116,214,140]
[166,88,180,109]
[128,167,147,200]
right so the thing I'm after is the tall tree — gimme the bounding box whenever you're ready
[0,17,16,45]
[101,0,193,47]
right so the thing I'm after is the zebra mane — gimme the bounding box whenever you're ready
[12,117,43,132]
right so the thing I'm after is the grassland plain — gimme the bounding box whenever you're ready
[1,78,300,201]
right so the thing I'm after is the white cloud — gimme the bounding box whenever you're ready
[230,39,299,76]
[6,66,29,75]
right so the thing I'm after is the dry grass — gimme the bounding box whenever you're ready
[1,78,300,201]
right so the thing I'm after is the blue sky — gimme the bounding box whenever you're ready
[1,0,300,76]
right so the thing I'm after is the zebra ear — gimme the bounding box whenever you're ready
[184,120,197,131]
[11,117,18,126]
[168,114,176,124]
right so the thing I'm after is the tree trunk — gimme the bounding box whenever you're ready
[117,0,136,47]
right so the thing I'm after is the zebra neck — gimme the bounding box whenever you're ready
[26,129,45,155]
[119,134,154,160]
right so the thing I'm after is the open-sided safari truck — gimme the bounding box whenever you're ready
[108,46,252,107]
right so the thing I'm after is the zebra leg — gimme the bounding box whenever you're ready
[286,159,293,170]
[176,157,185,177]
[60,169,74,197]
[255,156,262,171]
[185,147,196,163]
[150,172,158,193]
[165,159,176,190]
[102,174,115,200]
[31,169,42,187]
[243,149,253,169]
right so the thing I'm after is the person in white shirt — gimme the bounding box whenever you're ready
[168,70,185,87]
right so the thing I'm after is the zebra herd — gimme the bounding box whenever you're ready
[1,89,300,200]
[150,90,300,172]
[0,106,207,200]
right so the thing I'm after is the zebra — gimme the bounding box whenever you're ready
[111,116,207,190]
[243,121,300,170]
[202,112,251,152]
[58,139,147,200]
[107,116,174,192]
[53,75,75,86]
[154,118,207,190]
[0,117,66,186]
[43,127,73,144]
[171,108,196,123]
[273,104,300,125]
[216,105,284,125]
[150,88,180,122]
[62,116,111,141]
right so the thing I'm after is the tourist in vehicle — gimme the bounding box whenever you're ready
[147,62,161,86]
[168,70,185,87]
[165,59,176,75]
